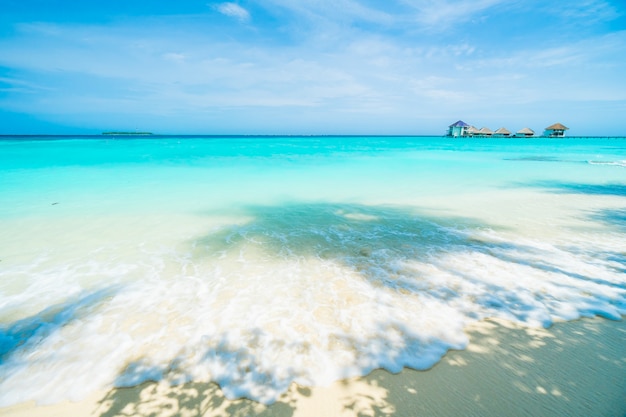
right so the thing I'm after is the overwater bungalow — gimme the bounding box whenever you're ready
[466,126,480,137]
[446,121,567,138]
[494,127,511,137]
[515,127,535,137]
[447,120,470,137]
[544,123,569,137]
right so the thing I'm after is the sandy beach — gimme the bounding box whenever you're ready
[2,316,624,417]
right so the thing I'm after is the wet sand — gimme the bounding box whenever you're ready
[2,317,624,417]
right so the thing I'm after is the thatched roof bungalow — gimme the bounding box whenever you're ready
[544,123,569,137]
[445,121,569,138]
[516,127,535,137]
[466,126,480,137]
[494,127,511,137]
[478,127,493,136]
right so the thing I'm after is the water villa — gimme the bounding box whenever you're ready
[543,123,569,137]
[447,120,470,137]
[447,121,568,138]
[494,127,511,137]
[466,126,480,136]
[516,127,535,137]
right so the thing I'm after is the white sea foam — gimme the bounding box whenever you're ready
[0,206,624,406]
[588,160,626,167]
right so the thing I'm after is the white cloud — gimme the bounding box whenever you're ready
[0,76,53,95]
[214,2,251,22]
[552,0,622,23]
[461,30,626,71]
[270,0,392,24]
[401,0,507,29]
[162,52,187,63]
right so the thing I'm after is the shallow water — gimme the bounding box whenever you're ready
[0,136,625,405]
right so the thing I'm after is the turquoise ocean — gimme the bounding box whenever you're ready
[1,135,625,405]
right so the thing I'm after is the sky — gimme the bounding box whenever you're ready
[0,0,625,135]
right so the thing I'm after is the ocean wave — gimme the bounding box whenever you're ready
[588,160,626,167]
[504,156,561,162]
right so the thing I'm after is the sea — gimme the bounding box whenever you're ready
[0,135,625,406]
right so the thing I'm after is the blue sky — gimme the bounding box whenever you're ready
[1,0,625,135]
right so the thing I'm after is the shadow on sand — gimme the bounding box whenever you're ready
[340,317,626,417]
[0,287,119,365]
[92,318,626,417]
[526,180,626,197]
[89,200,626,416]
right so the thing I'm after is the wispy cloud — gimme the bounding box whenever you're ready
[264,0,392,25]
[214,2,251,22]
[551,0,622,23]
[401,0,507,29]
[162,52,187,63]
[461,30,626,71]
[0,76,53,95]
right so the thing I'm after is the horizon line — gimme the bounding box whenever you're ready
[1,134,626,139]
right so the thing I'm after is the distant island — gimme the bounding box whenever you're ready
[102,132,153,136]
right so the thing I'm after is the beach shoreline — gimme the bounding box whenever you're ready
[2,316,624,417]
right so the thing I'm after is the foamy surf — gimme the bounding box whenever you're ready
[588,160,626,167]
[1,205,624,406]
